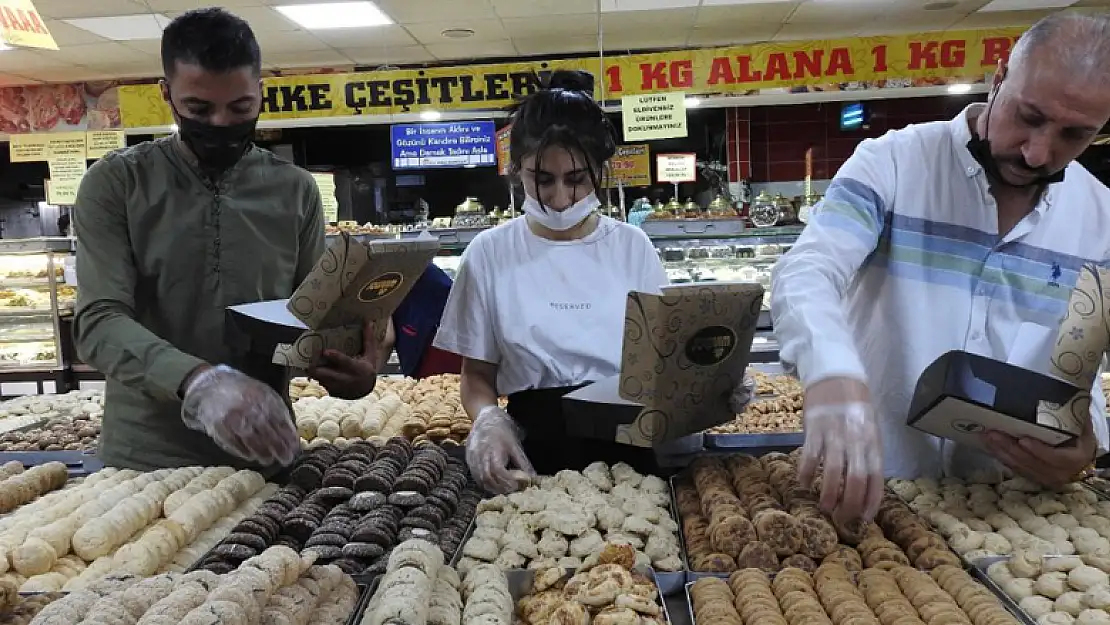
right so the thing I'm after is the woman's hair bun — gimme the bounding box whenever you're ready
[545,69,594,95]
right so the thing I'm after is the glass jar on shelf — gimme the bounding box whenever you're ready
[664,197,683,217]
[682,199,702,219]
[750,191,779,227]
[705,194,736,218]
[773,193,798,224]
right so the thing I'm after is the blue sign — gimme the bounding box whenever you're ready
[390,121,497,170]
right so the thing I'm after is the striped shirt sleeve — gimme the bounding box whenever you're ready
[771,135,895,387]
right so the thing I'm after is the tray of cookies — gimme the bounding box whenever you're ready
[511,543,672,625]
[0,451,103,477]
[359,538,512,625]
[674,452,963,582]
[888,475,1110,565]
[188,438,482,583]
[31,546,362,624]
[686,562,1024,625]
[702,431,803,451]
[976,553,1110,625]
[454,462,686,595]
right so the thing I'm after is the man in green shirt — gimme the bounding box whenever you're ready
[73,8,379,474]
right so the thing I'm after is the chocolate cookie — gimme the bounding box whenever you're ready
[288,464,324,491]
[274,536,304,551]
[203,561,237,574]
[317,486,355,501]
[305,545,343,560]
[223,532,269,552]
[282,517,317,542]
[389,491,426,507]
[234,518,279,542]
[306,532,348,548]
[213,543,257,562]
[401,514,439,532]
[350,492,386,513]
[355,473,394,494]
[342,542,386,559]
[322,470,357,490]
[351,524,394,546]
[332,558,365,576]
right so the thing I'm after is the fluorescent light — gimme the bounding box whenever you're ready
[600,0,698,12]
[275,2,393,29]
[947,83,972,94]
[0,42,9,51]
[977,0,1076,10]
[64,13,170,41]
[420,111,442,121]
[685,97,701,108]
[170,123,179,133]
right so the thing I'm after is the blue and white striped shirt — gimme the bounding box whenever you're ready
[771,104,1110,479]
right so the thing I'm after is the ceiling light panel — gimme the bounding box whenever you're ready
[977,0,1077,10]
[700,0,796,4]
[600,0,698,12]
[63,14,170,41]
[275,2,394,29]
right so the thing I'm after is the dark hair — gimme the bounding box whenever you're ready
[507,69,617,194]
[161,8,262,79]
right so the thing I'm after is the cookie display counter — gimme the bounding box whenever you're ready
[0,240,73,390]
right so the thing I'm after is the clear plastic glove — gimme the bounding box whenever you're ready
[798,400,883,523]
[465,405,535,495]
[728,375,756,414]
[181,365,299,467]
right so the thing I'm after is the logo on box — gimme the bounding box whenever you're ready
[359,272,404,302]
[685,326,737,366]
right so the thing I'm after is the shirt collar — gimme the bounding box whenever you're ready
[949,104,983,179]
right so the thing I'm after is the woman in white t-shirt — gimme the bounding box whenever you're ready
[433,70,672,493]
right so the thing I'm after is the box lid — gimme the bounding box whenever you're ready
[564,281,764,445]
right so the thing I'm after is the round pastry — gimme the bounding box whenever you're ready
[1071,566,1110,592]
[1056,592,1087,618]
[780,554,817,573]
[1038,612,1077,625]
[1076,610,1110,625]
[709,516,757,558]
[693,553,737,573]
[1085,585,1110,610]
[1021,596,1057,620]
[1003,577,1037,601]
[822,546,863,573]
[736,541,780,574]
[753,511,803,557]
[1036,572,1071,600]
[797,517,839,560]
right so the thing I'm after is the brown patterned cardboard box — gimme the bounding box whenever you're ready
[227,232,439,369]
[564,282,764,447]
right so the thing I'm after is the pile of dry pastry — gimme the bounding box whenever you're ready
[988,552,1110,624]
[691,563,1018,625]
[707,370,802,435]
[0,389,103,452]
[293,375,473,446]
[516,542,666,625]
[361,538,512,625]
[889,475,1110,561]
[677,452,960,574]
[28,545,359,625]
[0,466,275,593]
[458,462,682,574]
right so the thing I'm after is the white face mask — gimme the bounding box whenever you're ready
[522,193,600,231]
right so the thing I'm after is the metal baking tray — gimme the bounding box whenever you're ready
[670,475,729,582]
[346,578,377,625]
[683,582,699,625]
[450,492,685,595]
[1082,477,1110,500]
[702,432,803,451]
[506,567,672,624]
[0,450,103,477]
[969,556,1037,625]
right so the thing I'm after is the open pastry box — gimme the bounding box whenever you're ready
[907,350,1085,449]
[226,233,439,369]
[562,282,763,447]
[909,262,1110,450]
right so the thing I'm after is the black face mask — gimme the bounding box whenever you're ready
[967,90,1065,189]
[171,102,258,172]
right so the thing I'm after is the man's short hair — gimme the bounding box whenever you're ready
[1011,13,1110,86]
[160,8,262,78]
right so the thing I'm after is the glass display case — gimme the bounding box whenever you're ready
[0,239,74,373]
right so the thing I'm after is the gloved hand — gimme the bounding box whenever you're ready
[797,378,883,523]
[465,405,535,495]
[181,365,299,467]
[729,375,756,414]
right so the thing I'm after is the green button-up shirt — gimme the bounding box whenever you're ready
[73,136,325,473]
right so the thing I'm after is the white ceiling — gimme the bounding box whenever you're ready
[0,0,1107,86]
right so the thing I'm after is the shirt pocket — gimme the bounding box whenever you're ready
[1007,321,1054,371]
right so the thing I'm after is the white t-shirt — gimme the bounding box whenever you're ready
[433,215,668,395]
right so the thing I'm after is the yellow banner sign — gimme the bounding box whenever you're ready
[622,92,687,142]
[0,0,56,50]
[119,27,1024,128]
[607,144,651,188]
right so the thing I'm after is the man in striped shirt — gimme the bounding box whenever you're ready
[772,13,1110,523]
